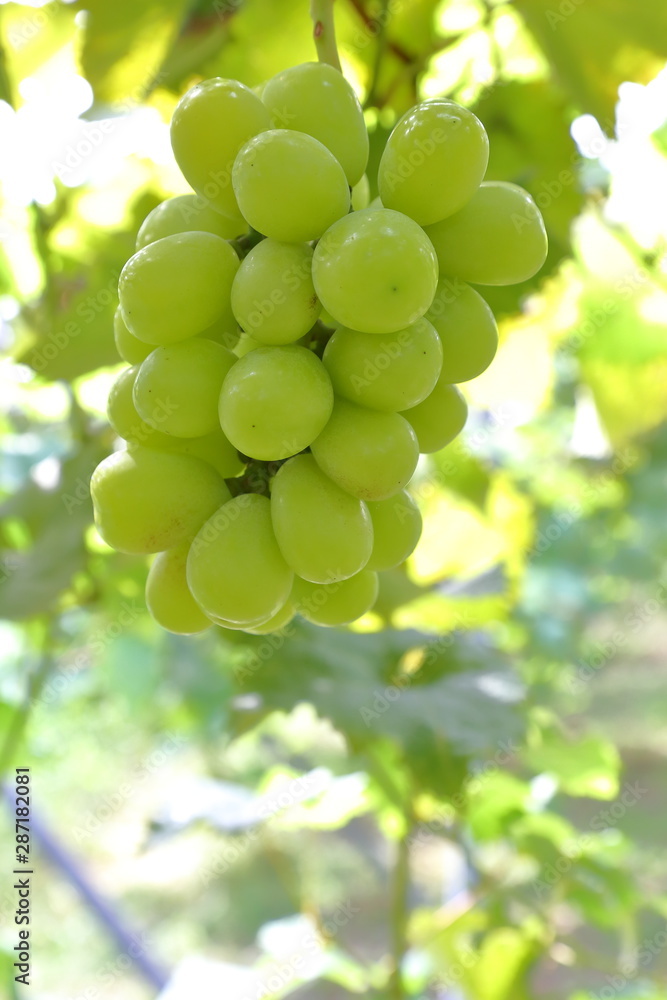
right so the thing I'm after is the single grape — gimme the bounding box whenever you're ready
[425,280,498,382]
[134,339,236,438]
[187,494,293,625]
[232,129,350,242]
[114,308,152,365]
[198,312,240,352]
[379,99,489,225]
[107,366,173,449]
[312,209,438,334]
[270,454,373,583]
[322,318,442,411]
[401,379,467,453]
[119,232,239,345]
[91,447,230,554]
[170,78,270,219]
[231,240,320,345]
[310,398,419,501]
[293,570,379,626]
[146,543,212,635]
[261,62,369,186]
[423,181,548,285]
[351,173,371,211]
[366,491,422,570]
[136,194,244,250]
[244,598,296,635]
[219,346,333,461]
[172,427,244,478]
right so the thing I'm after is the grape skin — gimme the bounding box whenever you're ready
[119,232,240,346]
[233,130,350,242]
[187,494,293,625]
[423,181,548,286]
[271,454,373,583]
[401,380,468,454]
[261,62,369,186]
[114,308,152,365]
[91,447,230,554]
[311,398,419,501]
[379,99,489,225]
[366,492,422,571]
[136,194,244,250]
[170,78,271,220]
[219,346,334,461]
[312,209,439,334]
[425,280,498,383]
[231,240,320,345]
[322,318,443,412]
[133,339,236,438]
[293,571,379,627]
[107,366,172,450]
[146,544,212,635]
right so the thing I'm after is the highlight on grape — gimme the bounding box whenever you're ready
[91,58,548,636]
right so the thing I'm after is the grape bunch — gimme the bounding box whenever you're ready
[91,62,547,636]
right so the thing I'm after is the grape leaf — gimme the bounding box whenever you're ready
[515,0,667,132]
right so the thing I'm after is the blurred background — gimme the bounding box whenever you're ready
[1,0,667,997]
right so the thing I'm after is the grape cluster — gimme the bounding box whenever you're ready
[91,62,547,636]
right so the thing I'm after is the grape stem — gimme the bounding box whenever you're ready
[310,0,342,71]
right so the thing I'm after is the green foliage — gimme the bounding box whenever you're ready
[1,1,667,997]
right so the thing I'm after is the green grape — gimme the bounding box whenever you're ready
[134,339,236,438]
[234,332,262,357]
[172,427,244,478]
[423,181,548,285]
[187,494,293,625]
[270,454,373,583]
[310,398,419,501]
[367,196,384,210]
[146,543,211,635]
[136,194,244,250]
[170,78,270,220]
[119,232,240,345]
[114,308,152,365]
[425,280,498,382]
[322,318,442,411]
[231,240,320,345]
[219,346,333,460]
[366,491,422,570]
[198,313,240,352]
[351,173,370,211]
[232,129,350,242]
[379,99,489,225]
[107,366,173,449]
[91,447,230,554]
[245,598,296,635]
[401,379,467,453]
[293,570,379,626]
[261,62,368,186]
[312,209,438,334]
